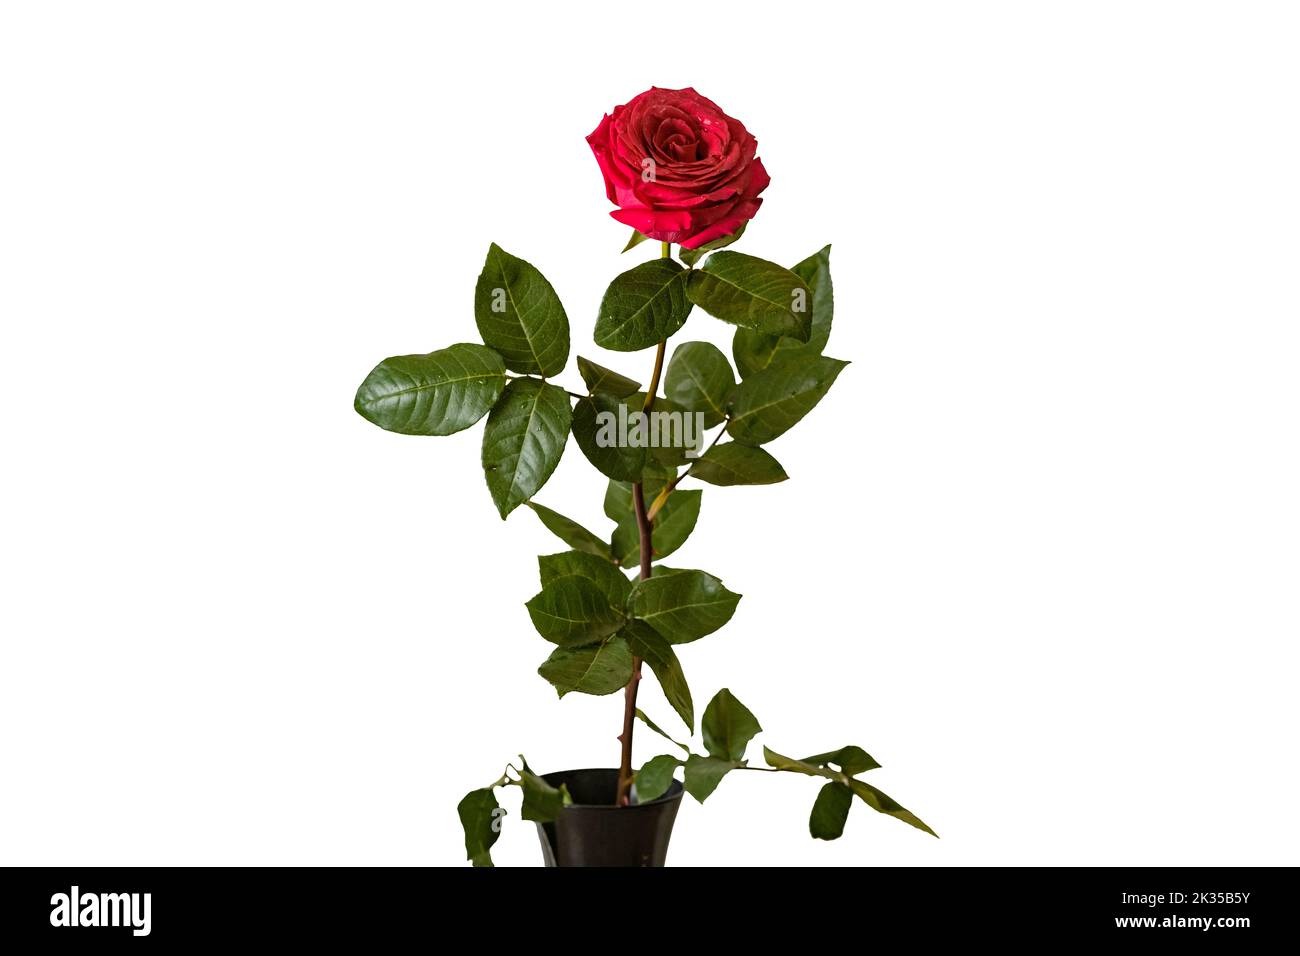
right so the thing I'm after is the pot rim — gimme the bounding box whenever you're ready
[540,767,685,810]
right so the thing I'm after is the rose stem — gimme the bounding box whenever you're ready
[614,242,673,806]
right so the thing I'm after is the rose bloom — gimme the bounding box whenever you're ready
[586,87,770,250]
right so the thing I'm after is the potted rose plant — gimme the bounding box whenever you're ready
[354,87,936,866]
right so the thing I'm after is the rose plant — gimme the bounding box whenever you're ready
[354,87,935,866]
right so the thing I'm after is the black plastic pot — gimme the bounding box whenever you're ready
[535,768,685,867]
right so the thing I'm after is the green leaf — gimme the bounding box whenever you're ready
[701,688,762,761]
[764,746,879,781]
[629,569,741,645]
[611,519,640,568]
[762,746,838,779]
[618,496,690,566]
[727,355,848,446]
[354,344,507,436]
[635,754,682,802]
[572,393,648,481]
[525,576,624,646]
[519,770,568,823]
[594,258,692,352]
[686,251,812,341]
[732,332,782,382]
[609,483,701,568]
[537,550,630,604]
[790,245,834,351]
[577,355,641,397]
[635,709,691,755]
[809,782,853,840]
[764,745,933,837]
[603,466,689,567]
[847,779,938,837]
[647,565,690,579]
[677,222,747,268]
[622,620,694,731]
[622,229,651,253]
[527,502,610,559]
[456,788,501,867]
[801,745,881,775]
[665,341,735,427]
[481,377,571,518]
[602,465,675,522]
[644,489,702,562]
[683,754,739,803]
[537,637,634,697]
[689,443,788,486]
[473,243,569,377]
[732,246,834,378]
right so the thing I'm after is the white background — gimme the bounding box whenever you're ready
[2,1,1297,867]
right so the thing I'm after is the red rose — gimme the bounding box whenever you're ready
[586,87,770,250]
